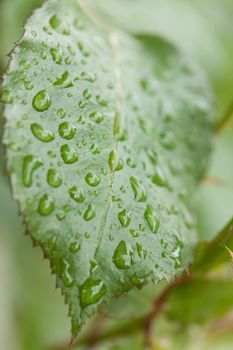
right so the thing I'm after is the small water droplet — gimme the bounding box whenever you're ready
[38,194,55,216]
[83,88,92,99]
[131,274,144,289]
[96,95,108,106]
[24,81,34,90]
[77,41,90,57]
[47,169,62,187]
[85,173,100,187]
[118,209,131,228]
[53,71,69,86]
[50,46,63,64]
[79,71,96,83]
[144,205,160,233]
[69,241,80,253]
[33,90,51,112]
[22,155,43,187]
[0,89,13,104]
[113,240,132,269]
[58,121,76,140]
[69,186,85,202]
[31,123,55,142]
[109,150,123,172]
[83,204,96,221]
[130,176,147,202]
[89,112,104,124]
[60,144,78,164]
[136,243,147,259]
[160,131,176,150]
[57,108,66,119]
[90,143,101,154]
[49,15,70,35]
[127,158,136,168]
[130,229,139,238]
[150,167,168,187]
[80,278,106,307]
[61,259,74,287]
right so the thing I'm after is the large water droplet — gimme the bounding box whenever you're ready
[80,278,106,307]
[60,144,78,164]
[85,173,100,187]
[58,121,76,140]
[144,205,160,233]
[47,169,62,187]
[118,209,131,228]
[32,90,51,112]
[22,155,43,187]
[69,186,85,202]
[109,150,123,172]
[31,123,55,142]
[83,204,96,221]
[130,176,147,202]
[38,194,55,216]
[113,240,132,269]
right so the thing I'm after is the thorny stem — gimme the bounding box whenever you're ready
[48,272,191,350]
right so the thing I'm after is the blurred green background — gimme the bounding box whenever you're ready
[0,0,233,349]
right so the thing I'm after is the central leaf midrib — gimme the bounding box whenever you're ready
[94,31,123,261]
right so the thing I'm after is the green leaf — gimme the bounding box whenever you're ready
[2,0,214,336]
[166,279,233,324]
[192,218,233,275]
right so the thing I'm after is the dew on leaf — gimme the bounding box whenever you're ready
[53,71,69,86]
[58,121,76,140]
[38,194,55,216]
[32,90,51,112]
[24,81,34,90]
[83,204,96,221]
[69,186,85,202]
[85,173,100,187]
[61,259,74,287]
[49,15,70,35]
[90,143,101,154]
[113,240,132,270]
[118,209,131,228]
[31,123,55,142]
[47,169,62,188]
[83,88,92,99]
[57,108,66,119]
[109,150,123,172]
[77,41,90,57]
[130,176,147,202]
[80,278,106,308]
[50,46,63,64]
[130,229,139,238]
[96,95,108,106]
[89,112,104,124]
[60,144,78,164]
[150,167,168,187]
[144,205,160,233]
[22,155,43,187]
[79,71,96,83]
[136,243,147,259]
[0,89,13,104]
[69,241,80,253]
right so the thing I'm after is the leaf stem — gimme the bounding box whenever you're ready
[215,100,233,134]
[48,273,191,350]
